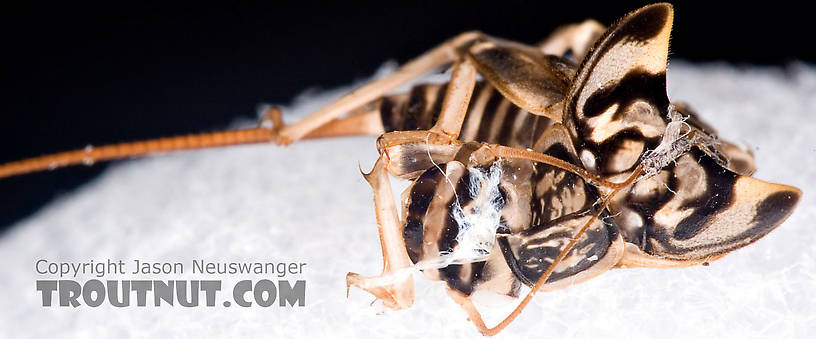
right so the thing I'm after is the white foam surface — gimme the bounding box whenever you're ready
[1,62,814,338]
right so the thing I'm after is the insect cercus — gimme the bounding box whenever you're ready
[0,2,801,336]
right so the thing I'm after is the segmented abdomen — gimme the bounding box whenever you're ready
[380,82,551,149]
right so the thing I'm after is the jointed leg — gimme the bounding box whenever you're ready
[0,32,485,180]
[278,31,484,144]
[366,107,643,334]
[446,165,643,336]
[303,108,384,139]
[448,204,609,336]
[346,154,415,310]
[430,58,477,139]
[486,144,632,189]
[379,121,645,335]
[347,55,481,308]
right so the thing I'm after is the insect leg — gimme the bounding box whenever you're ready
[277,31,484,144]
[372,58,479,179]
[260,100,388,139]
[486,143,630,190]
[429,58,477,139]
[537,19,606,62]
[301,108,384,139]
[345,58,480,307]
[346,154,415,310]
[0,105,390,180]
[449,169,641,336]
[0,32,486,180]
[346,58,485,307]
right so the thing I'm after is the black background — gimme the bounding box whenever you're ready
[0,1,812,231]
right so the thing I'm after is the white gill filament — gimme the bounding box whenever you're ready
[358,162,506,289]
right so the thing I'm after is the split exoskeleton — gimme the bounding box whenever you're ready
[0,3,801,336]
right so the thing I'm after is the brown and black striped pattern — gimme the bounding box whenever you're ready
[388,2,800,297]
[563,3,800,264]
[503,127,622,287]
[380,82,552,149]
[401,142,621,296]
[401,152,527,296]
[378,69,626,294]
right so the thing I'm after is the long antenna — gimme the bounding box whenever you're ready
[0,128,276,180]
